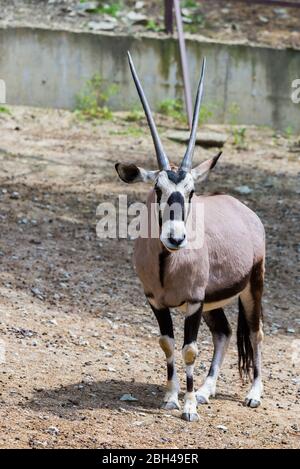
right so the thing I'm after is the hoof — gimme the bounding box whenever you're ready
[196,394,209,405]
[244,398,261,408]
[162,401,180,411]
[181,412,199,422]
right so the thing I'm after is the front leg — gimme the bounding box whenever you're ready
[182,302,202,422]
[149,302,180,410]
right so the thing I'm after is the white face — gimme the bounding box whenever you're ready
[155,170,195,251]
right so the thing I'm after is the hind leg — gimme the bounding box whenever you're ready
[196,308,232,404]
[239,261,264,408]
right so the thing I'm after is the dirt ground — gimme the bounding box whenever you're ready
[1,0,300,49]
[0,105,299,449]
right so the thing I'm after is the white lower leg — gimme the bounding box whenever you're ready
[163,366,180,409]
[245,332,263,408]
[182,344,199,421]
[196,334,229,404]
[159,335,180,409]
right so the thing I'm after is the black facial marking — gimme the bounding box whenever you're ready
[155,185,162,204]
[166,170,187,184]
[167,191,185,221]
[155,185,163,228]
[159,249,170,287]
[188,190,195,203]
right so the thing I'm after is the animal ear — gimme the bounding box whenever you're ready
[191,152,222,182]
[115,163,159,184]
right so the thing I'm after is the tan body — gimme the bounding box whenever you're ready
[134,191,265,311]
[117,52,266,420]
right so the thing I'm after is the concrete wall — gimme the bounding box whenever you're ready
[0,27,299,130]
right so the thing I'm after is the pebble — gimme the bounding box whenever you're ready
[120,393,138,402]
[88,21,116,31]
[31,287,44,300]
[258,15,269,24]
[10,191,20,199]
[126,11,147,24]
[47,426,60,436]
[74,2,98,12]
[234,185,252,195]
[216,425,228,432]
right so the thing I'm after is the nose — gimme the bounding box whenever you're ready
[169,234,186,247]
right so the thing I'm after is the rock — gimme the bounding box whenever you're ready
[31,287,44,300]
[88,21,116,31]
[135,1,145,10]
[47,426,60,436]
[216,424,228,432]
[166,130,227,148]
[10,191,20,199]
[18,218,28,225]
[258,15,269,24]
[234,185,252,195]
[48,319,58,326]
[120,393,138,402]
[287,328,295,334]
[273,8,289,19]
[126,11,148,25]
[74,2,98,13]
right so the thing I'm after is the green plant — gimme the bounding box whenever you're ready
[96,2,122,17]
[146,19,161,32]
[183,0,197,7]
[109,126,144,137]
[284,126,294,138]
[0,106,10,114]
[232,127,247,149]
[79,0,122,17]
[158,98,186,122]
[75,74,118,120]
[125,107,144,122]
[199,104,213,123]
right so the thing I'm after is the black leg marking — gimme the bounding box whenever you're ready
[186,375,193,393]
[150,304,174,338]
[167,363,174,381]
[204,308,232,378]
[183,307,202,347]
[149,302,179,410]
[181,304,203,422]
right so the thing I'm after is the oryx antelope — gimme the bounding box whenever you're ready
[115,52,265,422]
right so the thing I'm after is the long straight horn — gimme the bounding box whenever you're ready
[180,57,206,172]
[127,51,170,170]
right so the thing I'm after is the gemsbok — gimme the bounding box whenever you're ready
[115,52,265,421]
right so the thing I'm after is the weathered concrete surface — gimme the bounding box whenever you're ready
[0,27,299,130]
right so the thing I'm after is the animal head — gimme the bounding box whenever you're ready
[116,52,221,252]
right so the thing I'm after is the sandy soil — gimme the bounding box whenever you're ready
[0,0,300,49]
[0,105,299,448]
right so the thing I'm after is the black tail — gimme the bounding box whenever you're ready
[237,298,253,378]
